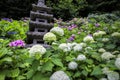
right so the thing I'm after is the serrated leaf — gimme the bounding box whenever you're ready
[41,61,54,72]
[73,71,81,78]
[86,59,93,64]
[26,70,35,79]
[106,44,116,49]
[91,66,102,76]
[82,70,88,77]
[97,43,104,47]
[7,68,20,78]
[32,72,49,80]
[52,58,63,67]
[0,57,12,64]
[32,60,40,71]
[16,76,26,80]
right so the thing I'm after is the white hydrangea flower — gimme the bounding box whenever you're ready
[107,71,119,80]
[93,31,106,37]
[67,43,73,48]
[98,31,106,35]
[73,44,82,52]
[58,43,71,52]
[43,32,56,42]
[50,71,70,80]
[101,52,115,60]
[98,48,106,53]
[68,61,78,70]
[77,54,86,61]
[71,42,77,47]
[102,67,110,74]
[83,35,94,42]
[100,78,108,80]
[115,58,120,69]
[111,32,120,38]
[112,51,119,54]
[29,44,46,57]
[50,27,64,36]
[80,42,87,47]
[102,38,109,42]
[93,32,100,37]
[117,54,120,58]
[85,47,93,52]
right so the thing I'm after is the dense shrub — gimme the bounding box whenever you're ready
[0,0,120,20]
[0,14,120,80]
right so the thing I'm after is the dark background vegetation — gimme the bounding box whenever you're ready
[0,0,120,20]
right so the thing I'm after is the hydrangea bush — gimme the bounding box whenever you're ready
[0,15,120,80]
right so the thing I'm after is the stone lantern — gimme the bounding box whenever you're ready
[26,0,53,47]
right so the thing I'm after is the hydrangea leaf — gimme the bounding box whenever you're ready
[91,66,102,76]
[52,58,63,67]
[32,72,49,80]
[41,61,54,72]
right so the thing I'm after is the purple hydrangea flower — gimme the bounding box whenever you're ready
[94,23,100,27]
[78,31,81,34]
[7,31,17,35]
[9,40,25,47]
[68,24,77,31]
[68,34,76,41]
[2,18,12,22]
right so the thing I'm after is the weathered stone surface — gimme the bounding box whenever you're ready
[26,0,53,47]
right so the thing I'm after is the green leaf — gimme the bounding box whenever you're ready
[32,60,40,71]
[41,61,54,72]
[26,70,35,79]
[82,70,88,77]
[7,68,20,78]
[52,58,63,67]
[73,71,81,78]
[106,44,116,49]
[91,66,102,76]
[97,43,104,47]
[32,72,49,80]
[86,59,93,64]
[0,57,12,64]
[0,73,5,80]
[16,76,26,80]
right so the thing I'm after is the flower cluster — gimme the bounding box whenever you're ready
[50,71,70,80]
[101,52,115,60]
[93,31,106,37]
[115,58,120,69]
[73,44,82,52]
[98,48,106,53]
[58,43,71,52]
[77,54,86,61]
[43,32,57,42]
[68,34,75,41]
[94,23,100,27]
[29,44,46,57]
[68,24,77,30]
[83,35,94,42]
[111,32,120,38]
[68,61,78,70]
[9,40,25,47]
[50,27,64,36]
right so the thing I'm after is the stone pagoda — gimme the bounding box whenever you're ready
[27,0,53,47]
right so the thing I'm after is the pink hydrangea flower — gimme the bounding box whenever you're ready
[9,40,25,47]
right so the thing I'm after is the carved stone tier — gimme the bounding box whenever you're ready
[27,32,46,39]
[26,0,53,48]
[30,11,53,20]
[32,4,52,13]
[29,21,53,31]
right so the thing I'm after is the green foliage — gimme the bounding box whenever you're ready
[0,13,120,80]
[0,19,29,41]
